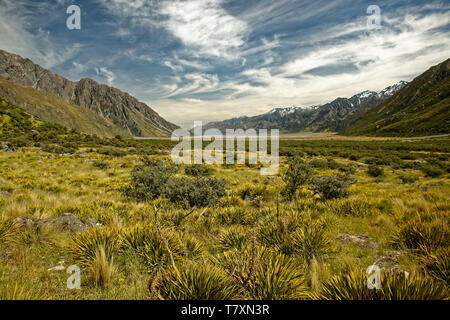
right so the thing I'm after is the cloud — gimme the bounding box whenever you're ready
[149,7,450,127]
[95,67,116,86]
[0,0,81,69]
[159,0,249,60]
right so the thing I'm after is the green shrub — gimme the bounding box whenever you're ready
[327,159,342,170]
[310,158,328,169]
[367,165,384,177]
[7,136,30,149]
[282,157,314,200]
[310,175,354,200]
[164,176,227,208]
[420,165,444,178]
[399,175,418,184]
[121,163,177,201]
[184,164,213,176]
[93,161,110,170]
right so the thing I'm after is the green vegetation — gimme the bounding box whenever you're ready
[341,58,450,137]
[0,99,448,300]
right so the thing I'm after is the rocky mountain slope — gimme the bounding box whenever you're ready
[0,49,178,137]
[341,58,450,137]
[202,81,408,133]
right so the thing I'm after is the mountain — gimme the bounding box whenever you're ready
[0,49,178,137]
[201,81,408,134]
[341,59,450,137]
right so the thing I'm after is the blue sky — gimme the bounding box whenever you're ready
[0,0,449,128]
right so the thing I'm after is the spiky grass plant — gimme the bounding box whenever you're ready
[293,220,333,265]
[0,219,19,245]
[120,224,184,271]
[69,227,122,266]
[422,248,449,286]
[257,211,307,255]
[217,226,249,252]
[91,245,116,288]
[316,270,449,300]
[212,248,308,299]
[0,282,47,300]
[153,262,241,300]
[391,218,449,255]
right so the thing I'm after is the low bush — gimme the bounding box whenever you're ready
[164,176,227,208]
[367,165,384,177]
[310,175,355,200]
[93,161,110,170]
[420,165,444,178]
[399,175,418,184]
[121,162,177,201]
[282,157,314,200]
[184,164,213,176]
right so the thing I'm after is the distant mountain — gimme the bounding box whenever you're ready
[0,49,178,137]
[341,58,450,137]
[201,81,408,133]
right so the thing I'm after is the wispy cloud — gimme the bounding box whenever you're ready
[95,67,116,86]
[0,0,81,68]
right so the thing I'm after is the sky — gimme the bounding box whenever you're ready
[0,0,449,128]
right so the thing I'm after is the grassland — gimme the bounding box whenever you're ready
[0,134,448,300]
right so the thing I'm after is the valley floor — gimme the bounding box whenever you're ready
[0,138,449,300]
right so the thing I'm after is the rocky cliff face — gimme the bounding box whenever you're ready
[0,49,178,137]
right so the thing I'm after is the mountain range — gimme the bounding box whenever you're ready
[201,81,409,134]
[0,49,178,138]
[341,58,450,136]
[0,48,448,138]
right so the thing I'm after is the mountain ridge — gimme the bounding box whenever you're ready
[201,80,408,134]
[341,58,450,136]
[0,49,178,137]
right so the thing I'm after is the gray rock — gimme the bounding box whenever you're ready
[15,213,87,233]
[336,233,378,249]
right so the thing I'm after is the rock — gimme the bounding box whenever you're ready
[356,162,368,167]
[373,250,402,271]
[336,233,378,249]
[0,191,11,197]
[47,213,87,233]
[15,213,87,233]
[85,217,102,228]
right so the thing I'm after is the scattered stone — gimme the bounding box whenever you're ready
[356,162,368,167]
[373,251,402,271]
[0,191,11,197]
[15,213,99,233]
[336,233,378,249]
[85,217,102,228]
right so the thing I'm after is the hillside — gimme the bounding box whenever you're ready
[0,49,178,137]
[201,81,407,134]
[0,79,125,138]
[341,59,450,137]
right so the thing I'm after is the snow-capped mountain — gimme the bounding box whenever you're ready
[201,80,408,133]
